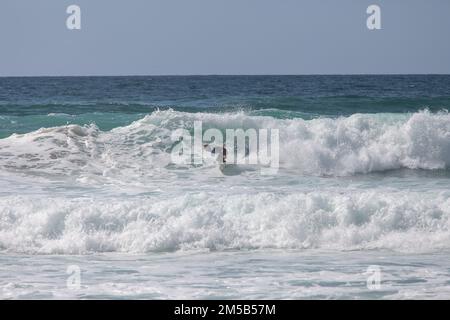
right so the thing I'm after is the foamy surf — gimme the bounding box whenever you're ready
[1,109,450,180]
[1,110,450,256]
[0,190,449,254]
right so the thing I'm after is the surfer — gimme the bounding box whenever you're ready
[221,145,227,163]
[203,144,227,164]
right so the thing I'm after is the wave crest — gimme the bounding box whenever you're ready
[1,109,450,176]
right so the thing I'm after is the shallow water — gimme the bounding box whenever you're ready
[2,250,450,299]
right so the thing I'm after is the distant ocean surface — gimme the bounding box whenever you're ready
[1,75,450,299]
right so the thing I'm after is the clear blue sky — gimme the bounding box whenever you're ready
[1,0,449,76]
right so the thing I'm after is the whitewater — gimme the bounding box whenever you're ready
[1,109,450,255]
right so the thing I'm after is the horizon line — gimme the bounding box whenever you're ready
[1,73,450,78]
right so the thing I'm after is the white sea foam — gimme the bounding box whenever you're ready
[0,190,449,254]
[1,109,450,178]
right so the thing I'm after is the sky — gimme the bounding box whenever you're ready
[1,0,449,76]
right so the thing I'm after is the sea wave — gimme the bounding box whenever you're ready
[0,190,449,254]
[0,109,450,176]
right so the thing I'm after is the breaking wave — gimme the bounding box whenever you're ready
[0,109,450,176]
[0,190,449,254]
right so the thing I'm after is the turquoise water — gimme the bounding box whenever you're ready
[1,75,450,299]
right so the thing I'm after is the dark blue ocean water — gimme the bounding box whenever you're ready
[1,75,450,138]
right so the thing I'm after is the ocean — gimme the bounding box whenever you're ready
[1,75,450,299]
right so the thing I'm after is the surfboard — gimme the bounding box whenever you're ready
[219,164,258,176]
